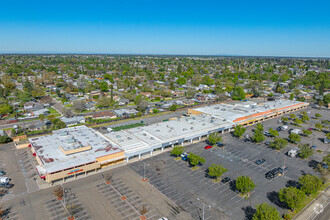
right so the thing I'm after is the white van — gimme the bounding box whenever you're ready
[0,177,11,184]
[288,148,299,157]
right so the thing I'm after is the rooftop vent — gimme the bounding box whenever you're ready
[127,137,132,140]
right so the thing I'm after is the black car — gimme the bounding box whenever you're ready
[255,159,266,165]
[0,171,6,176]
[265,141,270,146]
[221,177,231,183]
[0,183,14,188]
[265,169,280,180]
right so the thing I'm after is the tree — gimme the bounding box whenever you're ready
[232,86,246,100]
[208,132,222,145]
[298,175,322,195]
[62,108,73,118]
[281,117,289,124]
[326,133,330,140]
[289,114,296,119]
[171,146,184,157]
[299,144,314,159]
[236,176,256,197]
[38,114,45,121]
[176,77,186,86]
[270,137,288,150]
[269,128,279,137]
[278,187,306,210]
[315,113,322,118]
[134,95,148,112]
[233,125,246,138]
[52,186,63,199]
[208,164,228,181]
[0,136,12,144]
[72,100,86,113]
[169,104,178,111]
[187,153,205,167]
[66,202,81,218]
[315,123,323,131]
[288,133,301,143]
[256,123,264,132]
[301,114,309,122]
[99,81,108,92]
[252,203,281,220]
[294,118,302,125]
[152,108,159,114]
[302,129,312,136]
[323,153,330,167]
[252,130,266,143]
[289,93,294,100]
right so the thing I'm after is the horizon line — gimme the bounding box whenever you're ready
[0,52,329,59]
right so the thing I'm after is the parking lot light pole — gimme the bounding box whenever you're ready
[142,162,149,181]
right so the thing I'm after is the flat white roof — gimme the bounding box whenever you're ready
[194,100,307,123]
[29,126,123,173]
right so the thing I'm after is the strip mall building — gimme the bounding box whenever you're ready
[29,99,308,184]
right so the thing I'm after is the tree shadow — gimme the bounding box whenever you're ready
[286,180,300,188]
[242,206,256,220]
[266,191,287,209]
[229,180,237,192]
[308,160,319,169]
[301,170,307,175]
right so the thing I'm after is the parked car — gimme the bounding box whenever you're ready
[265,169,280,179]
[182,155,188,161]
[204,145,213,149]
[311,145,317,150]
[180,152,187,158]
[255,159,266,165]
[324,138,329,144]
[321,163,328,169]
[0,183,14,188]
[265,141,270,146]
[278,166,288,174]
[307,128,313,131]
[0,171,6,176]
[216,142,224,147]
[221,177,231,183]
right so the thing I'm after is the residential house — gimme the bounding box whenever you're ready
[92,111,117,120]
[61,116,86,126]
[24,102,44,111]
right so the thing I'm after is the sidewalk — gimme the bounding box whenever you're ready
[295,186,330,220]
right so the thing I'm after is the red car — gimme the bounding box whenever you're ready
[308,128,313,131]
[204,145,213,149]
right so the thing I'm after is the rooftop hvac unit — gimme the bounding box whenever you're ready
[191,127,194,130]
[210,120,214,123]
[150,137,154,140]
[127,137,132,140]
[116,135,121,138]
[193,117,196,120]
[156,129,160,132]
[202,123,206,126]
[221,108,226,111]
[183,128,187,131]
[143,133,147,136]
[214,107,219,109]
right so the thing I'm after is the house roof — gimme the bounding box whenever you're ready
[92,111,116,118]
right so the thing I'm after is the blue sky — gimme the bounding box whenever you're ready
[1,0,330,57]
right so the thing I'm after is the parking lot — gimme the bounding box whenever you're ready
[129,107,324,219]
[43,191,91,220]
[96,178,161,220]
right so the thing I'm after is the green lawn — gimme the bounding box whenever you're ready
[112,123,145,131]
[47,107,59,114]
